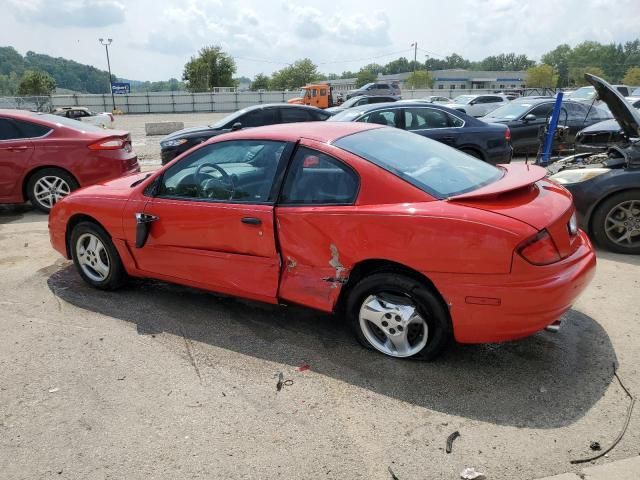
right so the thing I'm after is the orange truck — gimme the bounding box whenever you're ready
[288,83,336,109]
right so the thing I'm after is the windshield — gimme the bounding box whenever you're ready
[453,95,475,105]
[484,103,534,119]
[569,86,596,101]
[340,96,364,108]
[334,127,503,198]
[299,88,311,98]
[209,108,248,129]
[327,109,365,122]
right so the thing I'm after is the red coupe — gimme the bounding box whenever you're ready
[49,122,596,359]
[0,109,139,212]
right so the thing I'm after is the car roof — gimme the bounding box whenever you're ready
[244,103,322,111]
[211,121,382,143]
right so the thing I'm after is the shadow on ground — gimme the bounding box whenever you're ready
[0,204,42,225]
[48,265,617,429]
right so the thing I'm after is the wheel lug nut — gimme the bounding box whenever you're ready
[397,325,404,332]
[382,321,388,327]
[389,328,396,334]
[384,313,392,319]
[395,315,401,322]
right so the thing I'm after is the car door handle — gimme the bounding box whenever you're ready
[241,217,262,225]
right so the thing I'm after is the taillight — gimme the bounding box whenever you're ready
[505,127,511,142]
[517,230,561,265]
[88,138,125,150]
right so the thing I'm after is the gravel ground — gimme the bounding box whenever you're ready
[0,203,639,480]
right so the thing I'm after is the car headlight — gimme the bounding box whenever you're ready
[549,168,609,185]
[161,138,188,148]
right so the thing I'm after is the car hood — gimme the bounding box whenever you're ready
[69,172,149,200]
[586,73,640,139]
[325,106,346,114]
[162,125,221,142]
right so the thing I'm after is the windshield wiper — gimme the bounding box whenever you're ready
[130,173,152,187]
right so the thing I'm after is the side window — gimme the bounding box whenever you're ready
[14,120,51,138]
[158,140,287,203]
[320,88,327,96]
[404,108,451,130]
[280,147,359,205]
[358,109,399,127]
[280,108,313,123]
[0,118,22,140]
[566,102,587,120]
[312,89,318,97]
[239,108,278,127]
[529,103,554,118]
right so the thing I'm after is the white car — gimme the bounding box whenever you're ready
[53,107,114,129]
[443,94,510,117]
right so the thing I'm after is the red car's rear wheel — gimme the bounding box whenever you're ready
[347,273,452,360]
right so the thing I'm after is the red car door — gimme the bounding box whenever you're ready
[0,117,34,201]
[275,140,361,312]
[130,139,290,304]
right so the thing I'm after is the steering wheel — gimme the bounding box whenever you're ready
[195,162,231,184]
[194,162,234,198]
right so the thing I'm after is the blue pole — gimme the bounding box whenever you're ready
[539,92,564,165]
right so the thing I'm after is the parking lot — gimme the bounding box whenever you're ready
[1,112,639,480]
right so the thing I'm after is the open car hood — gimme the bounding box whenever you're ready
[586,73,640,139]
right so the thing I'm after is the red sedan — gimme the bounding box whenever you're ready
[0,109,139,212]
[49,122,596,359]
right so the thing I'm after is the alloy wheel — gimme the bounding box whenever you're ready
[33,176,71,209]
[76,233,111,282]
[604,200,640,247]
[359,293,428,358]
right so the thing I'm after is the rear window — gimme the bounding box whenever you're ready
[32,113,107,132]
[333,128,503,198]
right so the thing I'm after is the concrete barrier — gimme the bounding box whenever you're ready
[145,121,184,136]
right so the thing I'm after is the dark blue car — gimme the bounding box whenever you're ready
[327,102,512,164]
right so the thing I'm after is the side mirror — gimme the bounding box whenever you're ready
[231,122,242,131]
[523,114,537,122]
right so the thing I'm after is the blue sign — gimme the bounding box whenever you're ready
[111,82,130,94]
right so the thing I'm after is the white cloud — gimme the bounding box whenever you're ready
[9,0,126,27]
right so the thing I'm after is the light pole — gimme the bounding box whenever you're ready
[411,42,418,76]
[99,38,116,112]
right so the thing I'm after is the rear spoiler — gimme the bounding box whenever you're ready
[448,164,546,201]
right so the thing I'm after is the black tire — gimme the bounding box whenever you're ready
[346,273,452,360]
[26,168,79,213]
[70,221,127,290]
[591,190,640,255]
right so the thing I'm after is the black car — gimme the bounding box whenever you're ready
[482,98,612,155]
[574,100,640,154]
[325,95,399,115]
[548,74,640,255]
[160,104,330,164]
[327,102,512,164]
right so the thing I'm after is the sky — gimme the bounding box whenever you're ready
[2,0,640,81]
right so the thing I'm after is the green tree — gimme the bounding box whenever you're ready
[251,73,270,91]
[17,70,56,96]
[355,69,377,88]
[541,44,572,87]
[405,70,433,89]
[526,64,557,88]
[182,46,236,92]
[623,66,640,85]
[476,53,535,71]
[569,66,606,86]
[270,59,321,90]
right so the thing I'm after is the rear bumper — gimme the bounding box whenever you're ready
[430,231,596,343]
